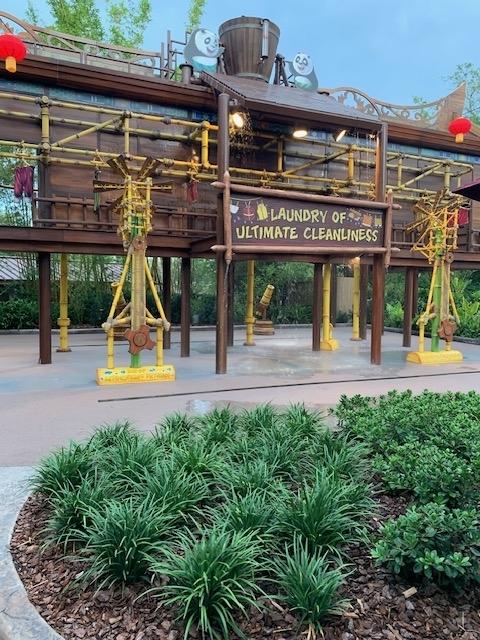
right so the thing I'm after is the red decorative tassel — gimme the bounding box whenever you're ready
[186,178,199,204]
[14,165,34,198]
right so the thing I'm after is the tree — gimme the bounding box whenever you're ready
[447,63,480,124]
[26,0,151,49]
[187,0,207,32]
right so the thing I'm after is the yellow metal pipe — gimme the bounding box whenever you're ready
[244,260,255,346]
[144,258,170,329]
[107,253,131,321]
[107,328,115,369]
[39,98,50,147]
[320,264,339,351]
[347,146,355,181]
[50,116,121,148]
[123,113,131,156]
[56,253,71,352]
[201,121,210,168]
[277,138,284,173]
[351,260,360,341]
[156,326,164,366]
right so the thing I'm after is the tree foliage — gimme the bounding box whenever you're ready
[187,0,207,32]
[26,0,151,48]
[447,63,480,124]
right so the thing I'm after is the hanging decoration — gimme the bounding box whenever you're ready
[0,34,27,73]
[448,116,472,143]
[13,165,34,198]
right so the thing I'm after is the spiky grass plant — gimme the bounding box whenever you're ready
[220,458,281,495]
[271,537,347,639]
[238,404,278,437]
[199,407,237,446]
[212,488,277,536]
[31,443,92,501]
[151,527,263,640]
[43,476,109,549]
[137,461,210,521]
[87,421,138,450]
[282,404,325,441]
[278,469,373,554]
[76,496,171,589]
[102,435,160,493]
[307,433,372,483]
[153,412,197,450]
[170,438,225,480]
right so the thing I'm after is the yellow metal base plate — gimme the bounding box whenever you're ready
[406,350,463,364]
[320,339,339,351]
[96,364,176,385]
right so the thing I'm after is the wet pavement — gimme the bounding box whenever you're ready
[2,326,480,465]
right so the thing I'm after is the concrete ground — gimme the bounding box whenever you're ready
[2,326,480,466]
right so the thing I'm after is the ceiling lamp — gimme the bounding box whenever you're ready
[292,126,308,139]
[448,116,472,143]
[230,111,245,128]
[0,33,27,73]
[334,129,348,142]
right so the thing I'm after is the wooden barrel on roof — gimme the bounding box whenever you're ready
[219,17,280,82]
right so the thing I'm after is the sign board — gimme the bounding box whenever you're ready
[230,193,384,248]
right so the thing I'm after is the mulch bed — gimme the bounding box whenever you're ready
[10,493,480,640]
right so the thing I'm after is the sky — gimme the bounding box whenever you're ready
[3,0,480,104]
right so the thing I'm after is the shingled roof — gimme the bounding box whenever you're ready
[200,72,381,131]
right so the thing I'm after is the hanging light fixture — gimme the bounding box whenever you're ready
[292,126,308,139]
[448,116,472,143]
[0,33,27,73]
[333,128,348,142]
[230,111,245,128]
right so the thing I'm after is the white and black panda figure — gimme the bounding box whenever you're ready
[288,52,318,91]
[184,29,224,73]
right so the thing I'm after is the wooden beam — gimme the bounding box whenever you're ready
[38,252,52,365]
[371,254,385,364]
[162,257,171,350]
[412,268,419,316]
[180,257,191,357]
[330,264,338,326]
[359,263,368,340]
[227,262,235,347]
[215,92,230,375]
[312,263,322,351]
[403,267,415,348]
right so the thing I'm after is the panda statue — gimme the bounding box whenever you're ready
[287,52,318,91]
[184,29,224,73]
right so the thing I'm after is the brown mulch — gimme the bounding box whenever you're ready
[10,494,480,640]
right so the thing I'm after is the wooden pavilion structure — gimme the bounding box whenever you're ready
[1,11,480,374]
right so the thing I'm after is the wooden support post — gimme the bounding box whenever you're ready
[403,267,415,348]
[162,257,171,350]
[330,264,337,325]
[371,254,385,364]
[227,262,235,346]
[38,252,52,365]
[57,253,71,352]
[359,264,368,340]
[180,257,191,357]
[312,263,322,351]
[215,92,230,374]
[351,259,361,341]
[244,260,255,346]
[412,268,419,316]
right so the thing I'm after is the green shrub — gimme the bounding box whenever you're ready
[238,404,278,436]
[199,407,238,446]
[0,298,39,329]
[212,489,277,536]
[372,503,480,587]
[43,477,108,549]
[271,537,347,635]
[278,469,373,554]
[77,496,171,589]
[31,443,92,501]
[152,528,263,639]
[87,421,138,450]
[374,443,477,505]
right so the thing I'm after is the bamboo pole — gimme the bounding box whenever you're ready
[56,253,71,352]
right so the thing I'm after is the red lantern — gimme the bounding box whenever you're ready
[0,34,27,73]
[448,116,472,144]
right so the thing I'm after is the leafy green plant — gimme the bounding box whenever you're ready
[102,435,160,491]
[87,421,138,450]
[31,443,92,501]
[271,537,347,636]
[43,477,108,549]
[170,439,224,480]
[77,496,171,589]
[278,469,373,554]
[151,528,263,639]
[212,489,277,536]
[372,503,480,587]
[221,458,280,495]
[199,407,237,446]
[282,404,325,441]
[238,404,278,437]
